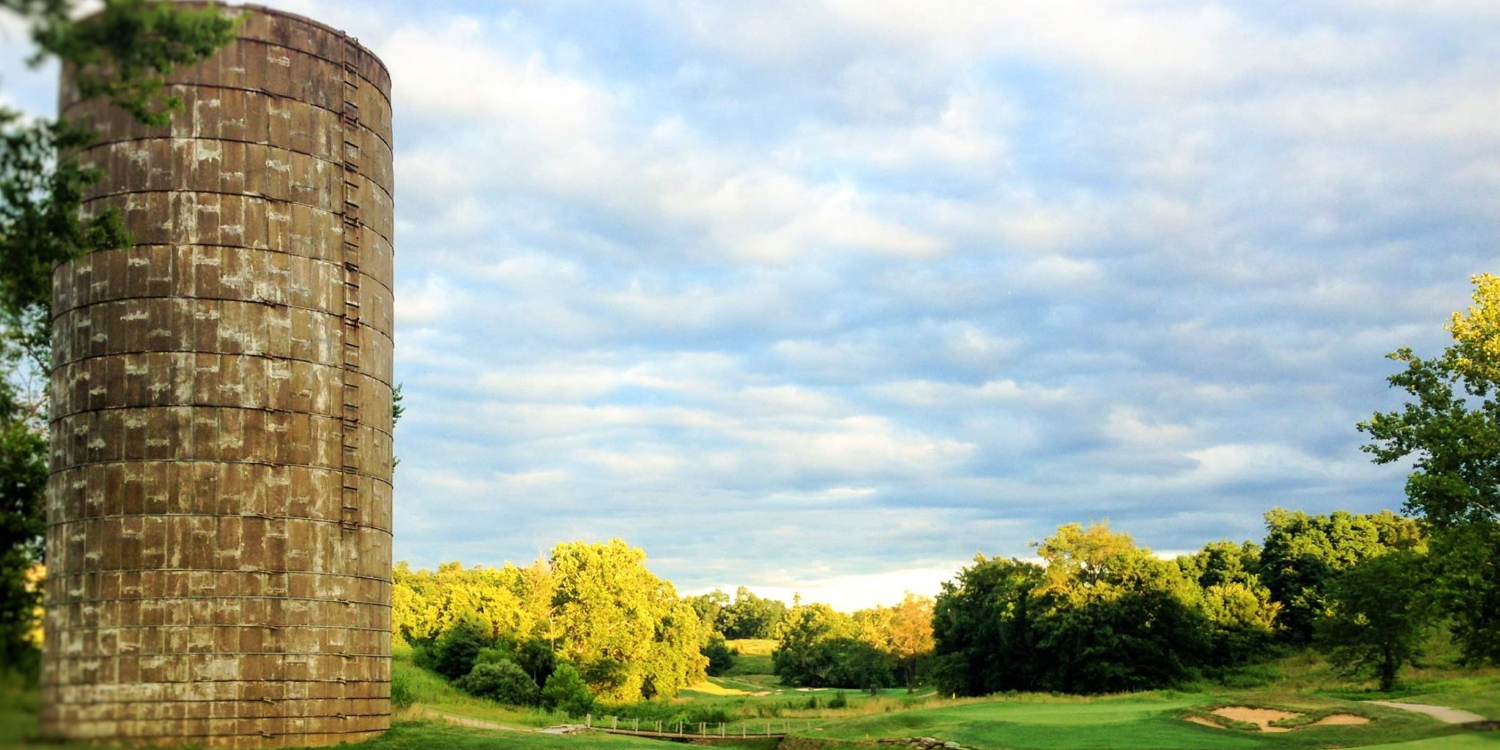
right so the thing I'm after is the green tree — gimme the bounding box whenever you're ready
[930,555,1045,696]
[1259,509,1423,642]
[1032,524,1210,693]
[1360,274,1500,663]
[1315,550,1432,691]
[1178,540,1280,664]
[540,663,595,717]
[432,615,494,681]
[701,634,735,676]
[0,0,237,678]
[549,539,707,701]
[771,603,857,687]
[690,589,730,635]
[723,586,789,639]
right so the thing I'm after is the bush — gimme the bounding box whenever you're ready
[390,669,416,709]
[432,616,493,681]
[457,659,540,705]
[516,638,558,685]
[829,691,848,709]
[540,663,595,717]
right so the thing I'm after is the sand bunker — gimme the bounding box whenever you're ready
[1188,707,1373,733]
[1213,707,1299,732]
[1311,713,1371,726]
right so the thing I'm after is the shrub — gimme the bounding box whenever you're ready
[829,691,848,709]
[457,659,540,705]
[432,616,493,681]
[516,638,558,685]
[702,635,736,676]
[540,663,595,717]
[390,670,416,709]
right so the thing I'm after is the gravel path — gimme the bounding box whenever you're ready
[1367,701,1487,724]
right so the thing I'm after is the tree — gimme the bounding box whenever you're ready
[690,590,730,635]
[1178,540,1280,664]
[1032,524,1210,693]
[540,663,595,717]
[771,603,857,687]
[1360,274,1500,662]
[549,539,707,701]
[0,0,237,678]
[885,593,935,692]
[722,586,789,639]
[1259,509,1423,642]
[931,555,1045,696]
[1316,550,1432,691]
[701,634,735,676]
[432,615,494,681]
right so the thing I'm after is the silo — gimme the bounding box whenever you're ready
[41,4,394,748]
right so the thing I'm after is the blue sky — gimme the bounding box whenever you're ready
[4,0,1498,609]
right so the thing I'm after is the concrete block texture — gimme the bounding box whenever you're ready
[42,5,394,747]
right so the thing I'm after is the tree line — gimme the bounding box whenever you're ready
[932,510,1427,695]
[393,539,708,708]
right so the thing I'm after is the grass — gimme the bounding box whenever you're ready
[811,693,1474,750]
[5,633,1497,750]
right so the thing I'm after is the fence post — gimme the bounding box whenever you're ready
[585,714,591,728]
[611,716,617,730]
[720,722,725,736]
[633,718,638,732]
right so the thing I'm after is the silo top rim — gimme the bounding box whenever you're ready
[119,2,393,96]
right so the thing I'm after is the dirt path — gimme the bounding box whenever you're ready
[1367,701,1487,724]
[420,708,530,732]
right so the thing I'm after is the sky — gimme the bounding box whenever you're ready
[3,1,1498,610]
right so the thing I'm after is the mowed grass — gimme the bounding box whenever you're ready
[724,639,777,678]
[810,693,1479,750]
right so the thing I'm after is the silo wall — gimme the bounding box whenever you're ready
[40,5,395,748]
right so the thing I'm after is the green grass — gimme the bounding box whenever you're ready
[727,639,778,656]
[6,636,1497,750]
[810,693,1476,750]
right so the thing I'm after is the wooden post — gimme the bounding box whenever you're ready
[585,714,591,728]
[611,716,617,730]
[633,718,638,732]
[720,722,725,737]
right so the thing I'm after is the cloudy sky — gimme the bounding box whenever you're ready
[5,1,1498,609]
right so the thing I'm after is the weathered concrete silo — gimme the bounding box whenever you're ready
[41,4,394,747]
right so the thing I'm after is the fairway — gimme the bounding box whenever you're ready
[811,694,1473,750]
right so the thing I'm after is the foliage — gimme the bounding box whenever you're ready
[935,524,1283,696]
[0,383,45,677]
[1259,509,1424,642]
[1316,550,1433,690]
[1360,273,1500,663]
[456,659,540,706]
[397,541,708,703]
[722,586,789,640]
[771,603,856,687]
[702,634,736,676]
[539,662,594,717]
[1426,522,1500,664]
[550,539,708,700]
[0,0,235,679]
[432,615,494,682]
[1033,524,1212,693]
[690,589,730,635]
[931,555,1044,696]
[390,668,416,709]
